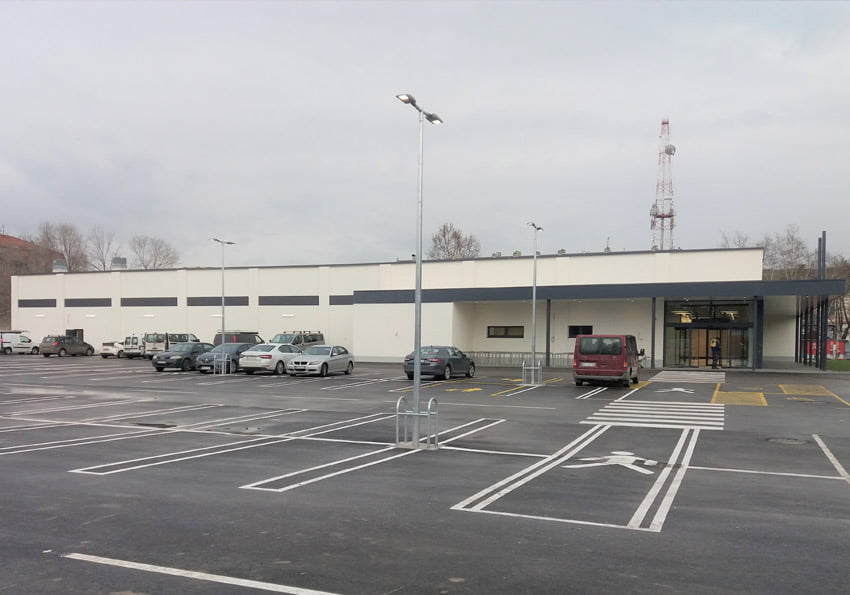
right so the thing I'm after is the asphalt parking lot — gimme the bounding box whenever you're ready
[1,355,849,594]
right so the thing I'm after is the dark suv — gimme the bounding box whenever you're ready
[39,335,95,357]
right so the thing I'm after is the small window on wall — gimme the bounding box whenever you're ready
[487,326,524,338]
[569,325,593,338]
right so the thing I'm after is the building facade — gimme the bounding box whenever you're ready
[11,248,844,368]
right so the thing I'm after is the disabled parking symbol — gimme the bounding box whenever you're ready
[562,451,659,475]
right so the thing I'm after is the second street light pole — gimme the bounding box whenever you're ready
[211,238,235,344]
[528,222,543,384]
[396,93,442,449]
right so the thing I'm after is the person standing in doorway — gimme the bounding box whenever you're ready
[710,337,721,369]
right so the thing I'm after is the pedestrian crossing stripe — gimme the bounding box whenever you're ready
[648,370,726,384]
[581,400,725,430]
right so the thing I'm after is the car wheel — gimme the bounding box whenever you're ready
[43,353,50,358]
[245,369,254,375]
[632,369,639,384]
[101,354,108,359]
[406,372,414,380]
[442,365,452,380]
[275,361,285,375]
[575,379,583,386]
[229,361,238,374]
[58,348,67,357]
[320,363,328,377]
[117,350,124,358]
[622,374,631,388]
[155,366,164,372]
[3,347,11,355]
[465,363,475,378]
[32,347,39,355]
[85,348,94,356]
[345,361,353,375]
[181,358,192,372]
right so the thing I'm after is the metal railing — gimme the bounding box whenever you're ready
[467,351,573,368]
[395,396,439,450]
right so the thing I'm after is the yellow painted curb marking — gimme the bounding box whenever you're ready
[712,391,767,406]
[779,384,837,397]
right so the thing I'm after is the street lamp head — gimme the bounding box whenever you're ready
[528,222,543,232]
[425,112,443,125]
[396,93,416,105]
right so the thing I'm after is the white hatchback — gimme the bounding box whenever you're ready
[239,343,302,375]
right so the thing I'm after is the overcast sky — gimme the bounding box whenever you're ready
[1,1,848,268]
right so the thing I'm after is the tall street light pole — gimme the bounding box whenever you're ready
[396,93,442,448]
[211,238,235,344]
[528,222,543,383]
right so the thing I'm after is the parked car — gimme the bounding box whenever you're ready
[100,340,125,358]
[403,345,475,380]
[269,331,324,350]
[195,342,255,374]
[144,332,200,359]
[1,332,39,355]
[572,334,641,387]
[286,345,354,377]
[39,335,95,357]
[239,343,302,375]
[123,333,146,359]
[152,342,215,372]
[213,331,264,346]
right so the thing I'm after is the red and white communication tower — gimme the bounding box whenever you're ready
[649,119,676,250]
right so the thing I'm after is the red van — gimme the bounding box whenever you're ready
[573,334,641,387]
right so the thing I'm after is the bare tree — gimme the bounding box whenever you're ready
[130,235,179,269]
[719,230,751,248]
[761,224,813,280]
[827,254,850,341]
[34,222,91,272]
[428,223,481,260]
[88,226,121,271]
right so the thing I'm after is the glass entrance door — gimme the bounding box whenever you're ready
[664,327,751,368]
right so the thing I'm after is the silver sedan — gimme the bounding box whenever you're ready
[286,345,354,377]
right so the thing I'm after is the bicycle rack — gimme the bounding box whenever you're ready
[521,360,543,386]
[396,396,439,450]
[213,353,233,375]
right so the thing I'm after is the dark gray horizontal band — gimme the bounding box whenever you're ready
[121,297,179,307]
[18,298,56,308]
[188,296,249,307]
[65,298,111,308]
[258,296,320,306]
[353,279,845,304]
[329,295,353,306]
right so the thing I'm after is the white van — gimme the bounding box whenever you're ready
[144,332,200,358]
[123,334,146,359]
[1,331,39,355]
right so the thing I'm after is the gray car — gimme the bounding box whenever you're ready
[39,335,95,357]
[195,342,255,374]
[403,345,475,380]
[151,342,215,372]
[286,345,354,377]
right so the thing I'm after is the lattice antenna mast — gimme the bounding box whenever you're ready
[650,119,676,250]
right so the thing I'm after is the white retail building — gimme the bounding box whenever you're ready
[11,247,844,369]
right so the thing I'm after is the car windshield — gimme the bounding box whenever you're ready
[169,343,194,353]
[419,346,446,356]
[271,334,297,343]
[304,346,332,356]
[42,336,60,342]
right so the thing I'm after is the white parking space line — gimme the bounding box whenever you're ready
[64,552,343,594]
[577,387,607,399]
[813,433,850,486]
[453,424,611,512]
[628,428,699,530]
